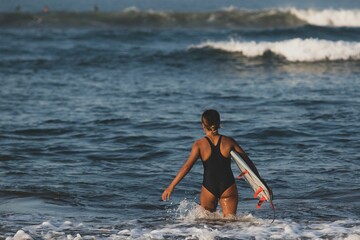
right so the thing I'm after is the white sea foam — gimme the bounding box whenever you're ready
[221,7,360,27]
[5,218,360,240]
[190,38,360,62]
[287,8,360,27]
[122,6,140,13]
[4,201,360,240]
[6,230,33,240]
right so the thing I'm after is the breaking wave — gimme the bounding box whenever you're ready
[190,38,360,62]
[288,8,360,27]
[1,7,360,28]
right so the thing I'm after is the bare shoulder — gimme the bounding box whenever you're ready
[222,135,246,154]
[195,137,207,148]
[219,135,236,158]
[221,135,237,145]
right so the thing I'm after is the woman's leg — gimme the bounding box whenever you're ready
[219,183,238,217]
[200,186,218,212]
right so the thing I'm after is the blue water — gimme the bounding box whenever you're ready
[1,1,360,239]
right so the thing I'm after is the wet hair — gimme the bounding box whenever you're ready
[202,109,220,135]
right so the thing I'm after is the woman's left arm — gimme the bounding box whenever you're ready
[162,141,200,201]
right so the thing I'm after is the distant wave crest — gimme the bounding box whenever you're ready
[190,38,360,62]
[1,8,360,28]
[288,8,360,27]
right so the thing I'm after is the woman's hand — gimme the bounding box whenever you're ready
[162,186,174,201]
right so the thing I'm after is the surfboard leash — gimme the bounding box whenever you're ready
[270,202,276,224]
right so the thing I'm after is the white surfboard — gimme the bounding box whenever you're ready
[230,150,275,222]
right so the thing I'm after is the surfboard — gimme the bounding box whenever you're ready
[230,150,275,222]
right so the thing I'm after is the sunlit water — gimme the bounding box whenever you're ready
[1,4,360,239]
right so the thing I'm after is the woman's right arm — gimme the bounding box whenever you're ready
[231,137,272,194]
[232,139,261,178]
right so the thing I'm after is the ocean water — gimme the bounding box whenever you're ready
[1,2,360,239]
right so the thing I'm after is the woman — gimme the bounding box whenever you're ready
[162,109,262,217]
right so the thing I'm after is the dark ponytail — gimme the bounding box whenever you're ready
[202,109,220,135]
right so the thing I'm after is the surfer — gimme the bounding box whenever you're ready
[43,5,49,13]
[162,109,263,217]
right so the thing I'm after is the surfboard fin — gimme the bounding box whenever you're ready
[256,196,266,209]
[254,187,264,198]
[237,170,249,179]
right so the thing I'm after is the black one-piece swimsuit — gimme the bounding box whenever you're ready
[201,135,235,198]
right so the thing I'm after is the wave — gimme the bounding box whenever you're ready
[1,7,360,28]
[190,38,360,62]
[288,8,360,27]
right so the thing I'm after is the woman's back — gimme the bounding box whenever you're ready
[200,135,235,199]
[198,135,236,160]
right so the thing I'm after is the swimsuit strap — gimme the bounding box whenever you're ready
[205,135,222,148]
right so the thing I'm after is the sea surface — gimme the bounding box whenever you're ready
[1,2,360,239]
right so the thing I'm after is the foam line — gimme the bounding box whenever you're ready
[190,38,360,62]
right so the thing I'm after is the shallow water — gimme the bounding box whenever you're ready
[1,4,360,240]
